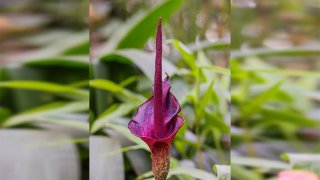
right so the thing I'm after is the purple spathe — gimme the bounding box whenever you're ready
[127,17,184,180]
[128,76,184,151]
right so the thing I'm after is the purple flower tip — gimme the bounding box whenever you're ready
[128,18,184,152]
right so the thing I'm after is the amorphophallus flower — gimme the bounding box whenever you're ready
[128,18,184,180]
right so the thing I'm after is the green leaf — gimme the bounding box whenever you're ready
[90,79,124,92]
[168,167,217,180]
[119,76,139,87]
[213,165,231,180]
[195,81,214,124]
[100,49,177,80]
[188,40,230,53]
[100,0,184,51]
[242,82,282,117]
[69,80,89,88]
[197,50,230,78]
[136,170,153,180]
[172,40,197,71]
[90,79,144,102]
[38,117,88,132]
[62,41,89,55]
[260,108,318,127]
[0,107,11,125]
[103,145,144,157]
[23,56,88,68]
[199,66,230,76]
[197,50,214,82]
[2,101,88,127]
[232,156,289,169]
[205,112,230,133]
[174,120,188,157]
[232,47,320,59]
[171,40,229,63]
[34,138,89,147]
[0,81,89,100]
[105,123,149,151]
[90,102,138,134]
[245,68,320,79]
[231,165,262,180]
[190,69,201,105]
[9,31,88,64]
[281,153,320,173]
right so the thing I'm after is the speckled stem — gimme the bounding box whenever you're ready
[151,142,170,180]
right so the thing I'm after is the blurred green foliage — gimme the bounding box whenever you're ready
[231,0,320,179]
[0,1,89,179]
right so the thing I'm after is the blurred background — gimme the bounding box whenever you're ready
[0,0,89,180]
[231,0,320,179]
[90,0,230,179]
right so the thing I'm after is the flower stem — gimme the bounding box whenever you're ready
[151,142,170,180]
